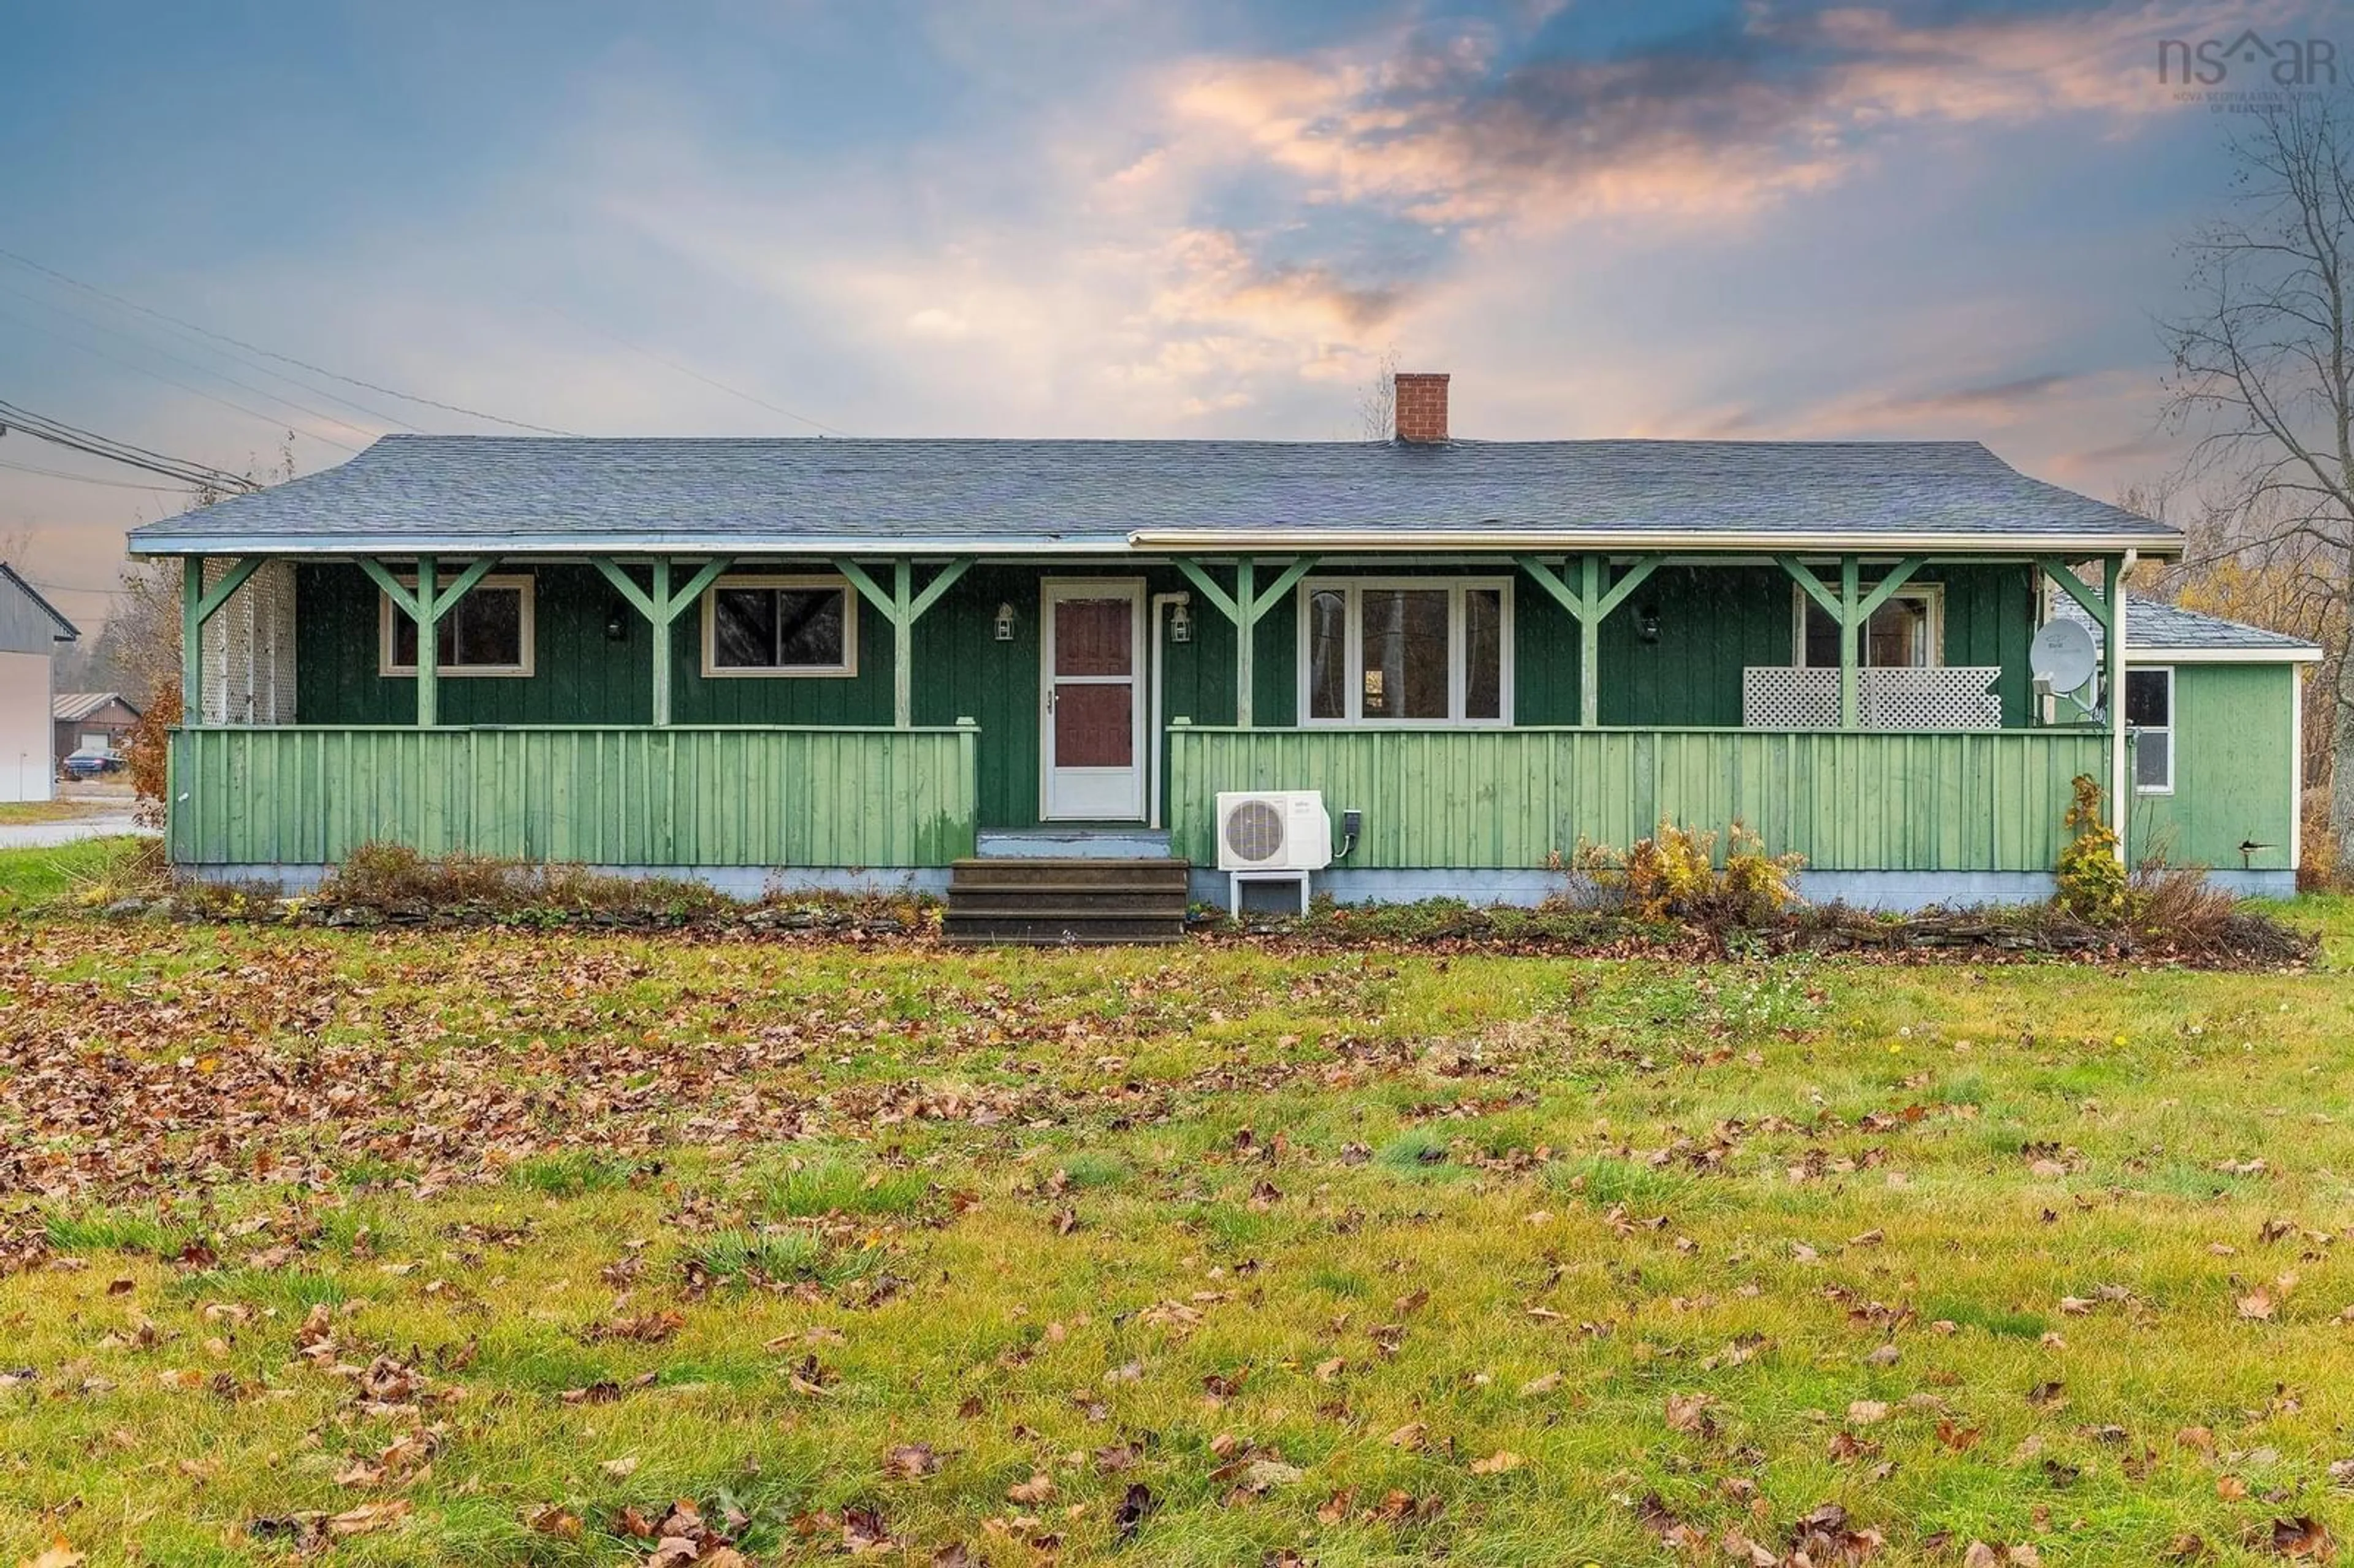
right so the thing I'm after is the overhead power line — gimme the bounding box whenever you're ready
[0,397,261,493]
[0,275,387,444]
[543,303,850,436]
[0,300,364,454]
[0,454,192,492]
[0,247,582,436]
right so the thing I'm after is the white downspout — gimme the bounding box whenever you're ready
[1148,591,1188,831]
[2111,551,2135,864]
[2290,661,2306,876]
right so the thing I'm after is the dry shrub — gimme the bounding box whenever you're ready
[124,683,180,832]
[2054,774,2128,924]
[321,843,733,919]
[1574,821,1803,929]
[2128,861,2240,947]
[2298,786,2337,891]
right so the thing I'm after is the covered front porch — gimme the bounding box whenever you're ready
[164,544,2136,902]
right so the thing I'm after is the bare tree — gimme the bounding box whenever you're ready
[1357,348,1399,441]
[2162,93,2354,858]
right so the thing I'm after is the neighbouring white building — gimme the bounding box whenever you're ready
[0,564,80,802]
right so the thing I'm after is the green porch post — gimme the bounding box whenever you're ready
[1171,555,1319,730]
[358,555,501,727]
[1775,555,1925,729]
[1514,552,1663,726]
[652,558,672,726]
[591,555,734,726]
[1234,559,1255,728]
[2105,554,2128,863]
[837,557,973,728]
[178,554,267,724]
[1838,554,1860,729]
[414,556,437,727]
[181,555,204,720]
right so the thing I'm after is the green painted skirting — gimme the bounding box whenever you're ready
[1167,726,2111,873]
[170,725,979,867]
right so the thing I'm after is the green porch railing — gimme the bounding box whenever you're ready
[169,724,980,867]
[1167,726,2110,873]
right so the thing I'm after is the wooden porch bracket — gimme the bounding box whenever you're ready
[838,558,973,728]
[360,555,500,726]
[1516,553,1663,727]
[1171,555,1319,728]
[179,554,267,720]
[591,557,734,726]
[1773,554,1926,728]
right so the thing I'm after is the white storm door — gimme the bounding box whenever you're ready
[1041,580,1146,821]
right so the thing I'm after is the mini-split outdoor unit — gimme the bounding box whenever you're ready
[1214,790,1334,873]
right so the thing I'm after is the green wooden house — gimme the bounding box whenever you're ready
[131,373,2310,908]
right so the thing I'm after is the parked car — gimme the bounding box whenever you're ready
[61,747,127,777]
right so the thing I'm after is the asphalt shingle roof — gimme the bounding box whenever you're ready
[2050,590,2321,655]
[127,434,2180,555]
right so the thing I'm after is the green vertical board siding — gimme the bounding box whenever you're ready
[1167,726,2107,872]
[2125,663,2298,871]
[299,558,2043,831]
[1593,563,2035,727]
[296,563,897,727]
[170,726,977,867]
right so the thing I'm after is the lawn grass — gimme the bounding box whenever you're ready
[0,908,2349,1564]
[0,801,104,827]
[0,836,150,913]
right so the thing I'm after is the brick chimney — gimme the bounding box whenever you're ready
[1393,371,1450,443]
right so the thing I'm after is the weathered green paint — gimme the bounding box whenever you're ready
[591,556,734,726]
[296,557,2046,835]
[2126,663,2299,872]
[1596,564,2035,727]
[1168,726,2107,872]
[1772,555,1924,728]
[169,725,978,867]
[1515,554,1663,725]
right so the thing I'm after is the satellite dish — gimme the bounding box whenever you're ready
[2030,618,2098,695]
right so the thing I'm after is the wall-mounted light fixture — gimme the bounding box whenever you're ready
[605,602,631,642]
[1168,600,1192,643]
[1636,603,1662,644]
[993,602,1017,642]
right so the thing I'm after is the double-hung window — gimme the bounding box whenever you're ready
[1299,578,1511,725]
[380,572,535,677]
[1793,583,1942,667]
[2127,666,2174,793]
[701,576,858,677]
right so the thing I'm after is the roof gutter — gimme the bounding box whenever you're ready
[2127,644,2324,664]
[124,533,1142,560]
[130,528,2187,560]
[1127,528,2182,557]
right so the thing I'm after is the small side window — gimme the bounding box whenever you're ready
[2127,667,2173,793]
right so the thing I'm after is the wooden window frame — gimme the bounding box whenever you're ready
[698,573,859,679]
[2128,664,2175,796]
[378,572,536,678]
[1294,576,1515,728]
[1790,581,1945,668]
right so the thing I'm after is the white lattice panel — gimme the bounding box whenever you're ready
[1862,666,2001,730]
[1742,666,2002,731]
[1743,666,1839,728]
[200,560,297,725]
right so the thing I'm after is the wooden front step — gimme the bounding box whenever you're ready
[945,858,1190,945]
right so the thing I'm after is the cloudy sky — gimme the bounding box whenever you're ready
[0,0,2335,626]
